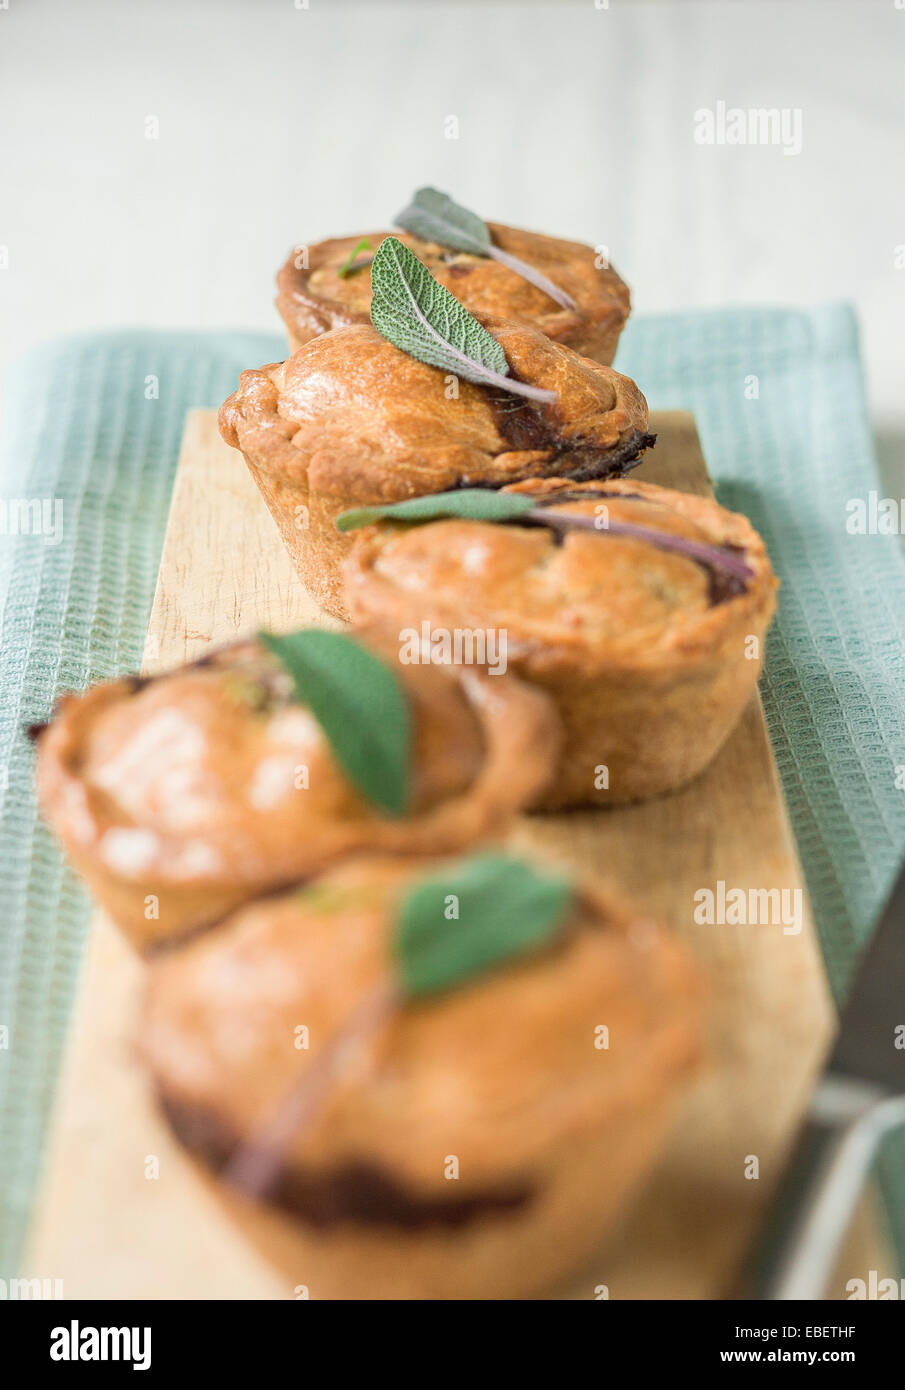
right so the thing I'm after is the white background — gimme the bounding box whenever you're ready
[1,0,903,488]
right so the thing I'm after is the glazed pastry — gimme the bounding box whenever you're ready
[276,224,631,364]
[219,319,653,618]
[345,477,779,809]
[35,636,558,949]
[140,854,702,1300]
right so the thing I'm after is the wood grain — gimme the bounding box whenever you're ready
[26,410,888,1299]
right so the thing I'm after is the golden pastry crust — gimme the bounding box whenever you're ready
[35,637,560,950]
[141,854,702,1299]
[276,224,631,364]
[345,478,779,808]
[219,319,653,618]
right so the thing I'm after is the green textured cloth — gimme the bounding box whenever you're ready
[1,309,903,1280]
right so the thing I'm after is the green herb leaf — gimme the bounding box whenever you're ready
[395,187,577,311]
[395,186,492,257]
[395,852,573,998]
[259,629,410,816]
[369,236,557,405]
[338,236,374,278]
[335,487,755,588]
[336,488,536,532]
[225,850,573,1200]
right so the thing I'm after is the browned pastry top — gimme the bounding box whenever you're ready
[276,223,630,358]
[141,855,701,1195]
[218,319,652,503]
[35,637,559,891]
[346,478,779,672]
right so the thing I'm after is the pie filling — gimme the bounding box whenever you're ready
[483,387,655,481]
[161,1094,533,1231]
[550,431,658,481]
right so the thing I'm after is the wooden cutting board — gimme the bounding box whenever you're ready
[26,409,888,1299]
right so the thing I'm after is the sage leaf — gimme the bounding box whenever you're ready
[395,187,577,311]
[369,236,557,405]
[338,237,374,278]
[224,850,573,1199]
[395,186,492,257]
[259,629,410,816]
[336,488,536,532]
[336,487,754,586]
[396,852,573,998]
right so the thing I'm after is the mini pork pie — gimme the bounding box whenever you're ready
[141,854,701,1300]
[345,478,778,809]
[35,636,558,949]
[277,223,631,364]
[219,318,653,618]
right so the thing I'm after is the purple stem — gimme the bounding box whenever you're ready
[529,508,755,582]
[487,246,578,312]
[340,253,375,277]
[223,981,399,1201]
